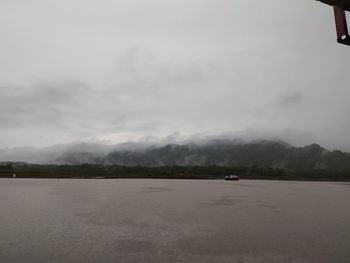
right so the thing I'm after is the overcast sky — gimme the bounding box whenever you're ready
[1,0,350,150]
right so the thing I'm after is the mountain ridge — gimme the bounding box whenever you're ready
[1,139,349,172]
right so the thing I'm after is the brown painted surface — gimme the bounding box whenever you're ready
[318,0,350,11]
[333,6,350,45]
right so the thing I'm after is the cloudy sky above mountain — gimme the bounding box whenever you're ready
[0,0,350,150]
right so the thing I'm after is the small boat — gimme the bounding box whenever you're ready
[225,174,239,181]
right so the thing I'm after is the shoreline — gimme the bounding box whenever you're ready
[1,175,350,182]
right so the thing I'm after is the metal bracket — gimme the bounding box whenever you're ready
[333,6,350,45]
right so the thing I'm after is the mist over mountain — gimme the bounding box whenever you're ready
[1,139,350,172]
[104,140,350,171]
[0,142,152,165]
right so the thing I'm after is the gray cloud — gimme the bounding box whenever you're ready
[276,91,305,107]
[0,0,350,150]
[0,80,88,129]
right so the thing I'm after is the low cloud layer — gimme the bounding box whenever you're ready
[0,0,350,150]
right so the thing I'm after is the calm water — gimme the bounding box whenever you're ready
[0,179,349,263]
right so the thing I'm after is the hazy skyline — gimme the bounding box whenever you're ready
[1,0,350,150]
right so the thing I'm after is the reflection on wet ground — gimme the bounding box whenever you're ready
[129,186,174,193]
[205,195,237,206]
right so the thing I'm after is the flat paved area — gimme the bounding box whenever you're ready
[0,179,349,263]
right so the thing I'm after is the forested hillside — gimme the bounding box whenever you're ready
[104,140,350,171]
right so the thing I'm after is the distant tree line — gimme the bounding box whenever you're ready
[0,163,349,181]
